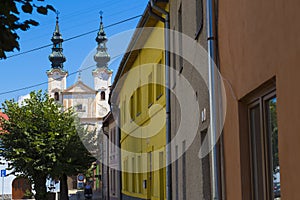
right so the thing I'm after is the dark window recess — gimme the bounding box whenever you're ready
[201,130,211,200]
[178,5,183,73]
[195,0,203,40]
[101,91,106,100]
[76,104,83,112]
[175,145,179,200]
[54,92,59,101]
[182,140,186,200]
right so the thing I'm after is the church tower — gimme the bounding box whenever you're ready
[46,12,68,103]
[93,13,113,118]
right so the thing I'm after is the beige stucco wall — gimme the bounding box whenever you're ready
[170,0,211,199]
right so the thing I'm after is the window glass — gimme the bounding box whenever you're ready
[267,98,280,199]
[248,92,279,199]
[148,73,153,107]
[249,104,264,200]
[156,60,163,99]
[137,86,141,115]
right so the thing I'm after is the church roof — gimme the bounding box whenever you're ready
[63,80,96,94]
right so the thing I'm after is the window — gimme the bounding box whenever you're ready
[195,0,203,39]
[201,130,211,200]
[244,86,279,199]
[138,156,142,193]
[130,95,135,120]
[101,91,106,100]
[122,98,126,124]
[159,152,165,200]
[178,4,183,73]
[172,28,177,88]
[113,128,116,153]
[111,169,116,195]
[137,85,141,116]
[110,130,113,153]
[156,60,163,99]
[75,104,84,112]
[54,92,59,101]
[132,157,136,193]
[182,140,186,200]
[124,159,128,191]
[148,73,153,107]
[175,145,179,200]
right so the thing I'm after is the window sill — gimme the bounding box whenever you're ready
[148,103,153,108]
[156,93,163,100]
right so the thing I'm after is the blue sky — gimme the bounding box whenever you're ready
[0,0,148,193]
[0,0,148,104]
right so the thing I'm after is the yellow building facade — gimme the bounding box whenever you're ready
[111,3,168,199]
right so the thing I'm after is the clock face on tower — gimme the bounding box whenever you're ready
[53,72,62,81]
[98,71,109,80]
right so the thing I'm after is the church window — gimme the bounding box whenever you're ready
[54,92,59,101]
[75,104,85,112]
[101,91,106,100]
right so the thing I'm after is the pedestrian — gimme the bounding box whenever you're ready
[84,182,93,200]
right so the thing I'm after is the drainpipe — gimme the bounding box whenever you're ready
[149,1,171,200]
[206,0,220,199]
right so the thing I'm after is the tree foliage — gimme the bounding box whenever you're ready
[0,0,55,59]
[0,91,95,200]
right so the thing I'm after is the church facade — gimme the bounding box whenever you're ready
[46,14,112,190]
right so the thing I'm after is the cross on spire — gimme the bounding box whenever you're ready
[78,70,82,81]
[55,10,60,22]
[99,11,103,23]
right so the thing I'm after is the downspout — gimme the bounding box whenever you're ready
[106,132,110,200]
[206,0,220,199]
[117,109,122,200]
[101,129,104,200]
[149,1,171,200]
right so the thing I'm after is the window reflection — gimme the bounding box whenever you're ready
[267,98,280,199]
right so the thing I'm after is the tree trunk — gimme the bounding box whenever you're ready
[33,174,47,200]
[60,173,69,200]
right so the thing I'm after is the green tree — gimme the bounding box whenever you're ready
[0,91,95,200]
[53,122,97,200]
[0,0,55,59]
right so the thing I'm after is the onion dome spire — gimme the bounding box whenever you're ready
[49,11,66,69]
[94,11,110,68]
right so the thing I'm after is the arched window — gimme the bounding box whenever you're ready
[54,92,59,101]
[101,91,105,100]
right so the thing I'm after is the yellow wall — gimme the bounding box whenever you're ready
[119,19,166,200]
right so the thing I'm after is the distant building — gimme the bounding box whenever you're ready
[102,111,121,200]
[46,14,112,190]
[0,112,16,195]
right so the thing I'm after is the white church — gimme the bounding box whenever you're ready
[46,14,112,190]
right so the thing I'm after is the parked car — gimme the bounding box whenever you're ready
[274,182,281,198]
